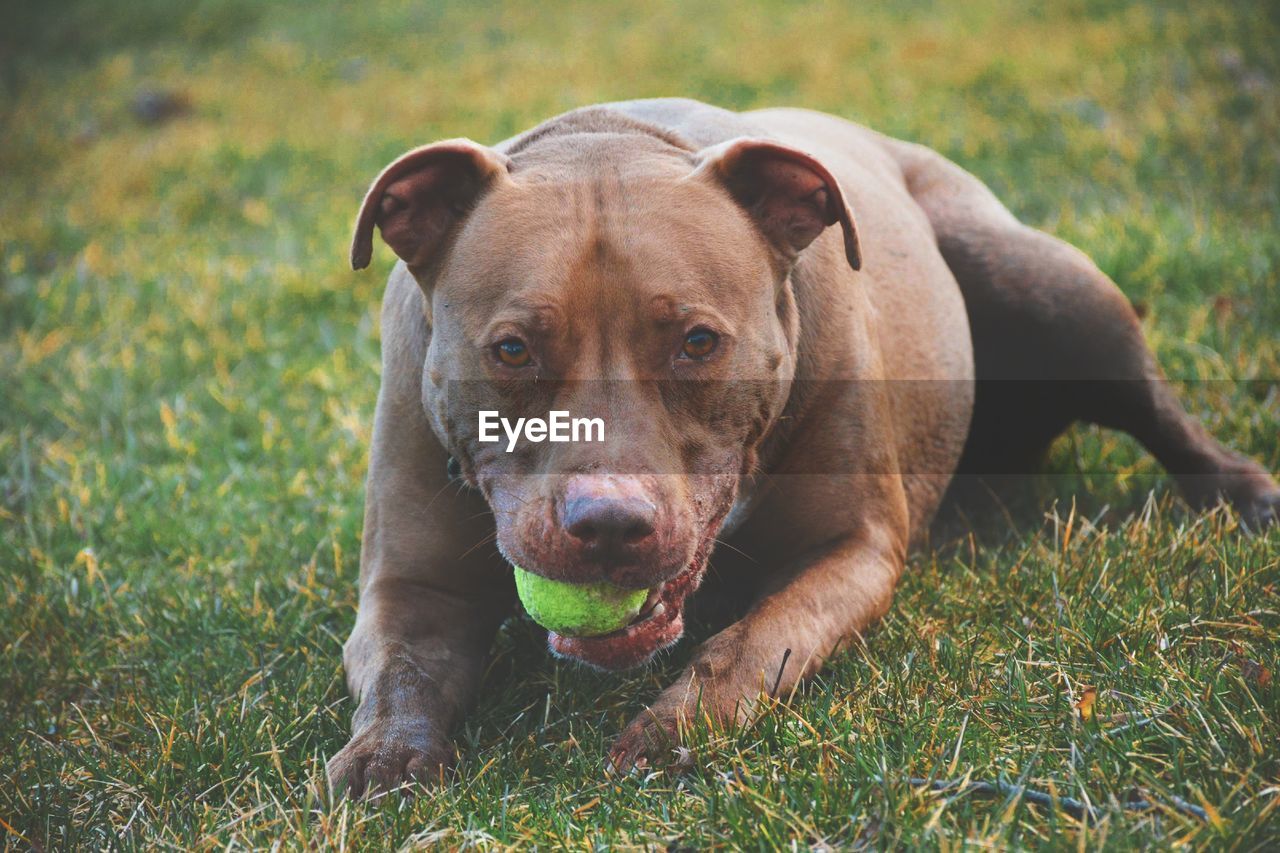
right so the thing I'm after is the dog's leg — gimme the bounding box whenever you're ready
[328,574,507,796]
[327,273,513,797]
[609,517,907,771]
[891,141,1280,525]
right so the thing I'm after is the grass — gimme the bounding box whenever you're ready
[2,0,1278,847]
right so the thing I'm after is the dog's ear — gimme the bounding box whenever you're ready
[692,138,861,271]
[351,139,511,271]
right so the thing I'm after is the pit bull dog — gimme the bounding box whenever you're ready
[327,98,1279,795]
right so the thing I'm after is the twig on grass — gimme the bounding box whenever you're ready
[1100,706,1175,738]
[902,776,1208,823]
[771,648,792,696]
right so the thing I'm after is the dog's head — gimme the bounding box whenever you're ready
[352,122,859,669]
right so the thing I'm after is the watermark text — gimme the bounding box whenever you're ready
[478,410,605,451]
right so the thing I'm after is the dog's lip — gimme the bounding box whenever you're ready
[545,512,727,669]
[545,556,697,667]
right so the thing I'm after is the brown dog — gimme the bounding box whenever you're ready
[327,98,1278,795]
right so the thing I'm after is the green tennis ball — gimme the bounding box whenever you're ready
[512,565,647,637]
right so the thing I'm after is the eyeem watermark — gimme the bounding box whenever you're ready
[479,411,605,452]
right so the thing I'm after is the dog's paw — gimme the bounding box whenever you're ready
[326,724,454,799]
[1227,466,1280,529]
[607,710,682,776]
[1184,456,1280,531]
[1243,491,1280,531]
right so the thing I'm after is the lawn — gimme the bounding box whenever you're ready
[2,0,1278,847]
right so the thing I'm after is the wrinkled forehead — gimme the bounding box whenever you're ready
[436,163,775,327]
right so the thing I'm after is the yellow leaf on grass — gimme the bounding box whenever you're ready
[1075,686,1097,721]
[75,547,100,583]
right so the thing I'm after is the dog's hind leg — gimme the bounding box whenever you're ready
[886,139,1279,526]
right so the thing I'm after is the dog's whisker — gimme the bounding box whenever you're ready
[457,530,500,561]
[421,477,466,513]
[712,537,757,563]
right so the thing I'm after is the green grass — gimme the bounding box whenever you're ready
[2,0,1278,847]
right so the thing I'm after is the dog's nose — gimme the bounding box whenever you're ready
[564,497,656,547]
[560,476,658,564]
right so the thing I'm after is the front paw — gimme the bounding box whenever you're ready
[1186,456,1280,530]
[1243,489,1280,530]
[608,708,681,774]
[326,722,455,798]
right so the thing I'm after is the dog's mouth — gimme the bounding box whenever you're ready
[546,521,721,670]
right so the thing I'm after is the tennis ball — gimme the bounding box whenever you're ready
[512,565,647,637]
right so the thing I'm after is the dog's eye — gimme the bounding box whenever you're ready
[495,338,532,368]
[680,328,719,361]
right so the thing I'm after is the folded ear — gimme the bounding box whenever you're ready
[692,138,861,271]
[350,139,511,271]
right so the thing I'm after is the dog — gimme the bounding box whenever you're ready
[326,98,1279,795]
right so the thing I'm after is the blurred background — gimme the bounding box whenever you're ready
[4,0,1276,563]
[1,0,1277,847]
